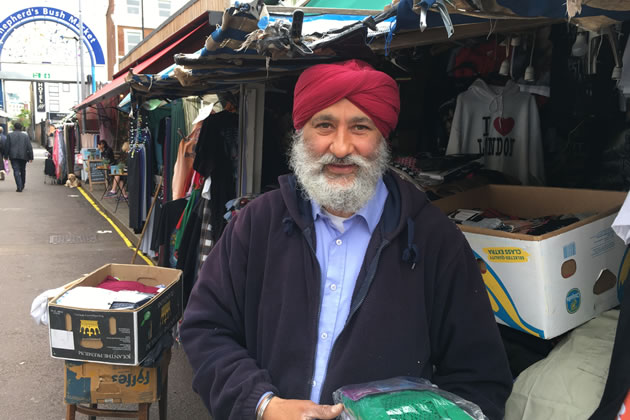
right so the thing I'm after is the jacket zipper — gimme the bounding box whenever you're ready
[301,227,323,399]
[318,237,390,401]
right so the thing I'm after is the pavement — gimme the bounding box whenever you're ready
[0,143,212,419]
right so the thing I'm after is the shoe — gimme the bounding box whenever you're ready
[104,191,117,198]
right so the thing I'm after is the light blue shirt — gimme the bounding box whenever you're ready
[309,178,388,402]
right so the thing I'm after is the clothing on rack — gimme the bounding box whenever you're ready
[193,111,239,243]
[197,197,213,270]
[446,79,545,185]
[172,122,201,200]
[163,117,172,202]
[175,196,204,308]
[151,198,187,268]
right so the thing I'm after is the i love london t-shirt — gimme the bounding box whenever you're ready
[446,78,545,185]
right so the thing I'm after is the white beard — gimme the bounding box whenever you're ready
[288,130,390,215]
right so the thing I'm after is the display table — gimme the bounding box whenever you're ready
[113,173,128,213]
[96,165,112,199]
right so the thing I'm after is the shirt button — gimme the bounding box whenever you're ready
[335,239,342,245]
[321,332,328,340]
[330,284,337,291]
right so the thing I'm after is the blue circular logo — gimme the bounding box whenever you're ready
[566,288,581,314]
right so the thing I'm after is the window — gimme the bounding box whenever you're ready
[62,83,70,92]
[158,0,171,17]
[127,0,140,14]
[48,84,59,97]
[49,100,60,112]
[125,29,142,54]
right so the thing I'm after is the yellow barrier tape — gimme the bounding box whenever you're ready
[77,187,154,266]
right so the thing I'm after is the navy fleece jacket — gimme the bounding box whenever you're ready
[180,171,513,420]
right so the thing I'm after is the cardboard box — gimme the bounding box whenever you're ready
[65,349,171,404]
[49,264,183,365]
[433,185,629,339]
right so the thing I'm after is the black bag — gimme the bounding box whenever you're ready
[44,157,56,177]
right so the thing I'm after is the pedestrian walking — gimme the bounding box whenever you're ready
[5,122,34,192]
[0,126,7,181]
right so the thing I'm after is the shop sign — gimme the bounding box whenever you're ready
[36,82,46,112]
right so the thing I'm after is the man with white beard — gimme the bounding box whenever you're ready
[181,60,513,420]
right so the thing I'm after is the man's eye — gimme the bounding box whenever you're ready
[354,125,370,131]
[316,123,332,129]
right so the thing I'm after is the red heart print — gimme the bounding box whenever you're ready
[493,117,514,136]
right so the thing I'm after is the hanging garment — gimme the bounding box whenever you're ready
[53,130,61,179]
[170,100,187,197]
[193,111,239,178]
[139,200,157,259]
[446,78,545,185]
[588,267,630,420]
[57,129,67,181]
[152,198,187,268]
[64,124,76,175]
[174,187,201,255]
[163,117,172,202]
[172,122,201,200]
[127,145,143,231]
[197,197,213,271]
[175,197,204,308]
[193,111,239,242]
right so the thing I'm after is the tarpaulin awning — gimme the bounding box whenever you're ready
[73,72,128,111]
[393,0,630,33]
[74,21,208,110]
[124,0,396,98]
[126,0,630,101]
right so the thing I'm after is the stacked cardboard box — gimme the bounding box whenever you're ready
[434,185,628,339]
[48,264,183,365]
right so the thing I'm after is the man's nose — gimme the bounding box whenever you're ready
[329,128,353,158]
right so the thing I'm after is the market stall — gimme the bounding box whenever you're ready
[114,1,630,418]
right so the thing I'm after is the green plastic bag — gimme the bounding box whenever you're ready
[333,377,486,420]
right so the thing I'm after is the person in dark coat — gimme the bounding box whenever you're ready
[5,121,33,192]
[0,126,7,181]
[180,60,513,420]
[97,140,115,163]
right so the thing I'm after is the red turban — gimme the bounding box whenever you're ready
[293,59,400,138]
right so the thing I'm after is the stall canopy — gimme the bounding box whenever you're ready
[125,0,630,100]
[393,0,630,32]
[74,21,208,111]
[126,0,397,99]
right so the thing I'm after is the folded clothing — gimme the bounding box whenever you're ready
[341,389,475,420]
[55,286,156,310]
[98,275,159,294]
[334,377,484,420]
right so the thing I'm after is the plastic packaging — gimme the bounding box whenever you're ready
[333,377,487,420]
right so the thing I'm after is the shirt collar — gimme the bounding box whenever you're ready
[311,178,388,234]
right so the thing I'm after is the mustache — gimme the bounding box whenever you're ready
[317,153,370,168]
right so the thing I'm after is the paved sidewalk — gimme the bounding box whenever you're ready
[0,143,211,419]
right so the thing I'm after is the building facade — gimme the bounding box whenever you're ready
[107,0,188,77]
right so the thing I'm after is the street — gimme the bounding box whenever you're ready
[0,144,211,419]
